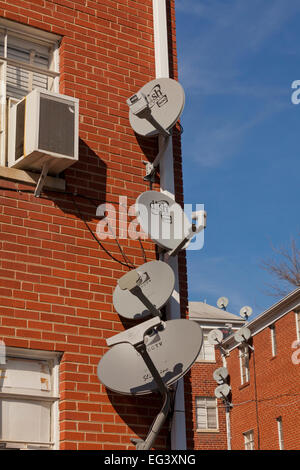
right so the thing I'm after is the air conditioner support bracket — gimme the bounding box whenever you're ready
[34,161,50,198]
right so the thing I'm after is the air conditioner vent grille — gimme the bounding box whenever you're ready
[38,96,75,158]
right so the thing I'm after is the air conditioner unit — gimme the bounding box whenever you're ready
[8,88,79,175]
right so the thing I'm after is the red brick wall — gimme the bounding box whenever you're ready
[187,348,228,450]
[0,0,188,450]
[226,310,300,450]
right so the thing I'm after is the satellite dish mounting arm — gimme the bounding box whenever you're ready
[127,92,172,182]
[132,341,171,450]
[106,317,171,450]
[167,210,207,257]
[143,135,170,181]
[127,92,171,138]
[118,270,162,318]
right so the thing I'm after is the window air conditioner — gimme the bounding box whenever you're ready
[8,89,79,175]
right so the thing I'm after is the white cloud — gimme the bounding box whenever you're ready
[177,0,300,94]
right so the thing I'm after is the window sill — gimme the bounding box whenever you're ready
[0,166,65,192]
[195,359,216,364]
[196,429,219,433]
[239,381,250,390]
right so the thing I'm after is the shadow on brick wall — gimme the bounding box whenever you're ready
[44,138,107,222]
[106,387,172,449]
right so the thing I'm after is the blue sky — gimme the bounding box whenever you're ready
[175,0,300,318]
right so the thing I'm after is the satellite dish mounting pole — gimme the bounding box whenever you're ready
[105,317,172,450]
[132,341,171,450]
[153,2,187,444]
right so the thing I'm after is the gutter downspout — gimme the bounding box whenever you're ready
[152,0,187,451]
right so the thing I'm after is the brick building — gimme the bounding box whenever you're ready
[187,301,244,450]
[0,1,190,450]
[222,287,300,450]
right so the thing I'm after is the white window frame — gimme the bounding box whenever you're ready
[295,311,300,342]
[276,417,284,450]
[197,330,216,362]
[195,397,219,432]
[0,18,60,167]
[239,345,250,385]
[0,346,61,450]
[243,429,255,450]
[270,324,277,357]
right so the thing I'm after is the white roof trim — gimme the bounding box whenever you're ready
[223,287,300,351]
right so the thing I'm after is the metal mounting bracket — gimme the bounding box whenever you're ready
[167,210,207,257]
[106,317,171,450]
[117,270,162,318]
[34,161,50,198]
[143,135,171,181]
[127,92,171,138]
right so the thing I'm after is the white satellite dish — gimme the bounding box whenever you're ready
[136,191,191,253]
[113,260,175,320]
[208,329,224,346]
[97,319,203,395]
[213,367,229,384]
[239,306,253,319]
[217,297,229,310]
[127,78,185,137]
[214,383,231,399]
[234,327,251,343]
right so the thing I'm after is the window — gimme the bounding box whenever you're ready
[195,397,218,431]
[243,430,254,450]
[197,331,215,362]
[296,311,300,341]
[0,348,60,449]
[270,324,277,357]
[277,417,284,450]
[239,345,250,385]
[0,19,60,166]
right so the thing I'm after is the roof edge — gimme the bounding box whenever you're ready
[223,287,300,351]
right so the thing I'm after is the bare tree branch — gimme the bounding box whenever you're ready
[260,236,300,298]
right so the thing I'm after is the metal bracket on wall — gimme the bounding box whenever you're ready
[34,161,50,198]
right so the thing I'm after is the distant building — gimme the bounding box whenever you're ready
[223,288,300,450]
[187,301,244,450]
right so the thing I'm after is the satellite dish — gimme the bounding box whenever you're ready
[234,327,251,343]
[239,306,253,319]
[208,329,224,345]
[217,297,229,310]
[213,367,229,384]
[97,319,203,395]
[127,78,185,137]
[214,383,231,399]
[136,190,191,252]
[113,260,175,319]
